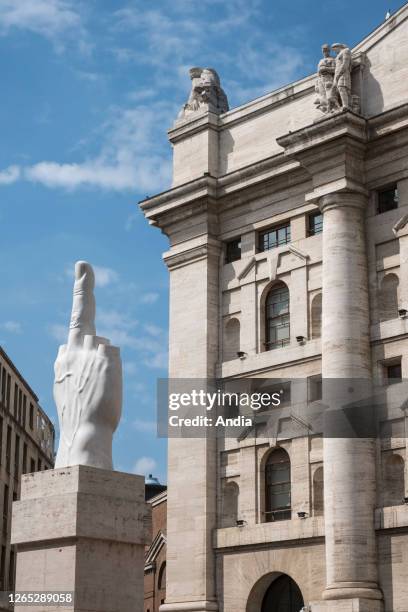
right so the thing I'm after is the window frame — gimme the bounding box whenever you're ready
[308,211,323,236]
[264,448,291,522]
[265,283,290,350]
[383,358,402,385]
[377,185,399,215]
[225,237,241,263]
[258,222,291,252]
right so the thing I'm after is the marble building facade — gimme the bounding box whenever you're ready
[141,6,408,612]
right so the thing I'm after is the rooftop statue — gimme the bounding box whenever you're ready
[332,42,352,110]
[315,43,357,114]
[178,67,229,121]
[54,261,122,470]
[314,44,337,113]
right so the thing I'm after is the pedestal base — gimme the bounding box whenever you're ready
[310,599,383,612]
[11,466,147,612]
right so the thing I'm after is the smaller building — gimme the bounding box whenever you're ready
[0,346,55,595]
[144,476,167,612]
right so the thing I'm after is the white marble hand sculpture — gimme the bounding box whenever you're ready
[54,261,122,470]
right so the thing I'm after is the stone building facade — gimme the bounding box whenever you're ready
[0,346,54,596]
[142,6,408,612]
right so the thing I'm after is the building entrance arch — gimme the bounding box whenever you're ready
[247,572,304,612]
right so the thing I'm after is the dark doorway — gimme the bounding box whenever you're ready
[261,574,304,612]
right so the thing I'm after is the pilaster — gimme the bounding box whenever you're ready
[169,112,220,187]
[145,188,221,612]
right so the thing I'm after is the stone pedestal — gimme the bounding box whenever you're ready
[11,466,147,612]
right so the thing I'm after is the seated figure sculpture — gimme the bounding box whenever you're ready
[54,261,122,470]
[178,67,229,121]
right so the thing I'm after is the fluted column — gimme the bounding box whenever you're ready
[320,192,382,604]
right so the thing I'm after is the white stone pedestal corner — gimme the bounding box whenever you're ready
[11,466,148,612]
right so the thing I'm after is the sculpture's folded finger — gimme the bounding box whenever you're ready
[97,344,120,358]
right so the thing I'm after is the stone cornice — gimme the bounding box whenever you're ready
[169,111,220,143]
[140,175,217,218]
[277,110,367,156]
[140,105,408,234]
[163,238,221,271]
[368,102,408,139]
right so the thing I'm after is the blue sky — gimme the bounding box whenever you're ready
[0,0,404,482]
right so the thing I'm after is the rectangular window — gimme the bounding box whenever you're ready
[0,545,5,589]
[308,212,323,236]
[30,458,35,474]
[6,374,10,409]
[384,359,402,384]
[225,238,241,263]
[5,427,11,474]
[22,443,27,474]
[259,223,291,252]
[13,384,18,417]
[22,395,27,428]
[29,403,34,429]
[308,375,322,402]
[37,458,42,472]
[18,389,22,423]
[0,366,4,404]
[3,484,9,534]
[0,416,3,466]
[14,435,20,479]
[8,548,15,591]
[377,186,398,214]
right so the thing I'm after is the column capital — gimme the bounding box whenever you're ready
[318,190,368,213]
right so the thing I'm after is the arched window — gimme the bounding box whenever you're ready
[265,448,291,522]
[265,282,290,350]
[261,574,304,612]
[382,454,405,507]
[158,561,166,590]
[313,466,324,516]
[311,293,322,339]
[223,318,240,361]
[221,482,239,527]
[379,274,399,321]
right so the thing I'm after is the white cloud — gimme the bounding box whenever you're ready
[139,292,159,305]
[124,212,139,232]
[93,266,119,288]
[132,419,156,434]
[0,165,20,185]
[144,323,162,337]
[123,361,138,375]
[49,323,67,343]
[0,320,22,334]
[0,0,87,52]
[133,456,157,475]
[112,0,307,109]
[143,351,168,370]
[24,103,173,193]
